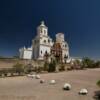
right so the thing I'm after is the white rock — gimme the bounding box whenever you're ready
[35,75,40,79]
[63,83,71,90]
[50,80,56,84]
[27,74,36,78]
[79,89,88,95]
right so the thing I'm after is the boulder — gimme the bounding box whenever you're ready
[79,89,88,95]
[50,80,56,84]
[27,74,36,78]
[35,75,40,79]
[63,83,71,90]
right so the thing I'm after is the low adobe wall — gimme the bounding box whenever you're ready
[0,58,44,69]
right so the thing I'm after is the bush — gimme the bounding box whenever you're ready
[94,61,100,68]
[97,80,100,87]
[36,67,43,73]
[13,63,24,75]
[0,69,9,77]
[82,57,95,68]
[59,64,65,71]
[24,64,34,74]
[48,60,56,72]
[0,68,15,77]
[43,62,49,71]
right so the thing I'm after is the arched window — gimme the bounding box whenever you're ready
[44,30,46,34]
[44,40,46,43]
[41,29,43,33]
[35,40,37,43]
[45,50,47,54]
[41,50,42,54]
[65,44,67,47]
[48,39,50,43]
[64,54,68,59]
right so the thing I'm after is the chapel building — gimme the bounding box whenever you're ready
[19,21,69,63]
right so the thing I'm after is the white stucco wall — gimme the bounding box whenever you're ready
[39,45,51,59]
[40,36,53,46]
[23,50,32,59]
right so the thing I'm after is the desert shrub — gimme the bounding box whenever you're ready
[13,63,24,75]
[43,62,49,71]
[24,64,34,74]
[94,80,100,99]
[93,61,100,68]
[97,80,100,87]
[82,57,95,68]
[36,67,43,73]
[48,60,56,72]
[1,69,8,77]
[82,58,100,69]
[0,68,15,77]
[59,64,65,71]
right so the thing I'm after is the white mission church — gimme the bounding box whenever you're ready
[19,21,70,63]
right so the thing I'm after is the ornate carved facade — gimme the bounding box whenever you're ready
[51,43,62,63]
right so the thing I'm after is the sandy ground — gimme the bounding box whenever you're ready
[0,68,100,100]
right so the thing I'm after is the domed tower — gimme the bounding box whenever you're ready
[32,21,53,60]
[37,21,48,37]
[56,33,69,63]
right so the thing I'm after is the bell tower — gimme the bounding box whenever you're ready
[56,33,64,43]
[37,21,48,37]
[32,21,53,60]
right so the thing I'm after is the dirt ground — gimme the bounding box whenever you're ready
[0,68,100,100]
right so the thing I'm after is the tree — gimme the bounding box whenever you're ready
[48,60,56,72]
[72,59,82,69]
[94,61,100,68]
[82,57,94,68]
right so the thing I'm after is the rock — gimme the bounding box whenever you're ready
[50,80,56,84]
[40,79,45,83]
[63,83,71,90]
[79,89,88,95]
[35,75,40,79]
[27,74,36,78]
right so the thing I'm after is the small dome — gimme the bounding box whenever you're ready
[37,21,48,30]
[40,21,46,27]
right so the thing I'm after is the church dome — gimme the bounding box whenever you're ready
[38,21,47,28]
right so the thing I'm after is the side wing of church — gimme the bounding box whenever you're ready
[19,21,70,63]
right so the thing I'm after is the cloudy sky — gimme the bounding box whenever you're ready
[0,0,100,59]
